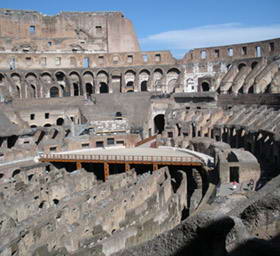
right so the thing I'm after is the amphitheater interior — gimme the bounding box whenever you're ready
[0,8,280,256]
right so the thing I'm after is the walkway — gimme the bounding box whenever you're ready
[39,147,203,180]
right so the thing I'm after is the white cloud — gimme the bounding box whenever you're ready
[140,23,280,57]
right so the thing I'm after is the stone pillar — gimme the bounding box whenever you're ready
[147,76,152,92]
[134,72,139,92]
[94,77,99,94]
[80,76,86,98]
[108,75,113,94]
[121,72,126,93]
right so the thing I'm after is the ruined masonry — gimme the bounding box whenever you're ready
[0,8,280,256]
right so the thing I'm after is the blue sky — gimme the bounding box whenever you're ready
[2,0,280,57]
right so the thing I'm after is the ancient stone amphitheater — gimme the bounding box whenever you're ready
[0,8,280,256]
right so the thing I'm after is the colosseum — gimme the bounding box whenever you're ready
[0,8,280,256]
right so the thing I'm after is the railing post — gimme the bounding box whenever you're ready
[76,161,82,170]
[104,162,109,181]
[125,163,130,172]
[153,163,158,171]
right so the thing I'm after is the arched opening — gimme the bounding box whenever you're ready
[251,61,258,69]
[53,199,59,205]
[11,74,21,98]
[126,81,134,87]
[30,125,37,128]
[154,114,165,134]
[126,81,134,92]
[201,82,210,92]
[44,124,52,127]
[56,118,64,126]
[40,72,52,84]
[141,81,147,91]
[248,86,254,94]
[50,87,59,98]
[12,169,21,178]
[100,82,109,94]
[73,83,79,96]
[86,83,94,96]
[238,63,246,71]
[0,173,3,179]
[55,72,65,82]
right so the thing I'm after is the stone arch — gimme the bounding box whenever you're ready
[11,73,21,84]
[40,72,52,84]
[201,81,210,92]
[25,72,37,80]
[69,71,82,96]
[56,118,64,126]
[166,68,180,93]
[25,73,38,98]
[69,71,82,82]
[238,63,247,71]
[251,61,258,69]
[50,86,59,98]
[44,123,52,127]
[97,71,109,93]
[139,69,150,91]
[154,114,165,134]
[55,71,66,82]
[55,71,68,96]
[12,169,21,178]
[11,73,21,97]
[83,71,95,96]
[153,68,163,91]
[125,70,136,91]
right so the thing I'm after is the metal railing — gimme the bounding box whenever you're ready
[40,153,199,163]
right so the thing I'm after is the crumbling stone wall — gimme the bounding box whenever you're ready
[0,165,188,255]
